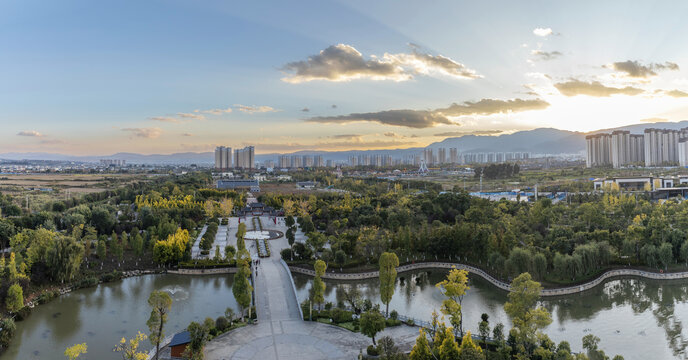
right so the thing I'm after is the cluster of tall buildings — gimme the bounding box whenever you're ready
[348,154,394,167]
[419,148,529,166]
[278,155,325,168]
[586,128,688,168]
[99,159,126,166]
[214,146,255,170]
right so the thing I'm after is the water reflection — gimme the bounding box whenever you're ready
[294,271,688,360]
[4,274,239,360]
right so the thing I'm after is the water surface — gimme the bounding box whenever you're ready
[3,274,238,360]
[293,270,688,360]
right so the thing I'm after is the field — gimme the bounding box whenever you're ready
[0,173,150,208]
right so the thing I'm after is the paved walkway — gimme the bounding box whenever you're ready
[205,219,417,359]
[190,225,208,259]
[290,261,688,297]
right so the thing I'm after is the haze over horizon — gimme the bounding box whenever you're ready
[4,1,688,155]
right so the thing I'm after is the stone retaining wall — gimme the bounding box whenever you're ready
[289,262,688,297]
[167,267,238,275]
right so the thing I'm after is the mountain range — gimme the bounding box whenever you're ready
[2,121,687,165]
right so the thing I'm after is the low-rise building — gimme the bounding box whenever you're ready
[216,179,260,192]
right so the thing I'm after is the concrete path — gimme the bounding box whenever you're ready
[191,224,208,259]
[205,218,417,359]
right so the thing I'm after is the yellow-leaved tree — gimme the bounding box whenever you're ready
[435,267,469,337]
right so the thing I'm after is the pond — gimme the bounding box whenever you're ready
[2,274,239,360]
[293,270,688,360]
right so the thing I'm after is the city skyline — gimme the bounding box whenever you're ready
[4,1,688,155]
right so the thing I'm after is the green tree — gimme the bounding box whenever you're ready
[312,259,326,310]
[91,206,115,234]
[360,308,386,345]
[681,239,688,266]
[46,236,84,283]
[478,313,490,352]
[121,232,129,250]
[184,321,209,360]
[214,245,222,261]
[6,283,23,313]
[409,328,433,360]
[225,245,236,261]
[504,273,552,358]
[232,261,253,320]
[658,242,673,270]
[285,215,295,228]
[379,252,399,317]
[111,237,124,262]
[132,234,144,257]
[147,290,172,360]
[97,239,107,260]
[335,249,347,268]
[436,267,470,336]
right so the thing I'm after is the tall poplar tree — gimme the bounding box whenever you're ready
[379,252,399,316]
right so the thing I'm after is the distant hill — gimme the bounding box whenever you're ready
[3,121,687,164]
[428,128,585,154]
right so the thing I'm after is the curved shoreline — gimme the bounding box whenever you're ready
[288,262,688,297]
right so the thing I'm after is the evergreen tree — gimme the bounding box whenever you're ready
[6,283,23,313]
[409,329,433,360]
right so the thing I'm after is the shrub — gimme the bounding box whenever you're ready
[74,276,98,289]
[390,310,398,320]
[101,270,122,283]
[366,345,379,356]
[325,302,333,310]
[385,319,401,327]
[215,316,229,332]
[280,248,292,261]
[0,318,16,348]
[330,308,354,324]
[405,319,415,326]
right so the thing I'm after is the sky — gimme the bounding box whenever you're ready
[3,0,688,155]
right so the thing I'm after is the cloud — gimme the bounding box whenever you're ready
[554,80,644,97]
[177,113,205,120]
[533,27,553,37]
[307,98,549,129]
[202,107,232,115]
[281,44,480,83]
[666,89,688,98]
[384,132,398,137]
[121,127,162,139]
[301,107,310,112]
[434,130,503,137]
[328,134,361,140]
[234,104,278,114]
[331,104,337,109]
[307,109,453,128]
[606,60,679,78]
[437,98,550,116]
[531,50,562,61]
[182,133,193,137]
[17,130,43,137]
